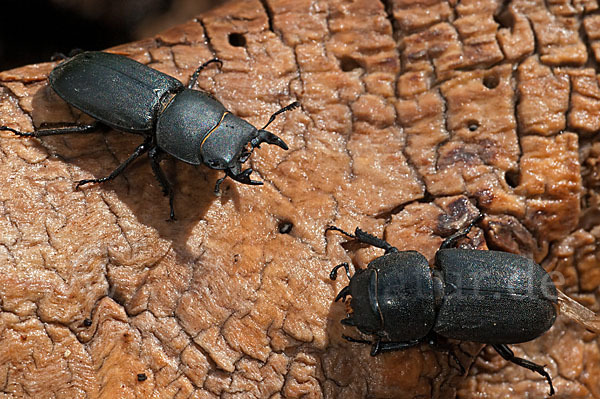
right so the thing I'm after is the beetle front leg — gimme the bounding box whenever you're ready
[326,226,399,254]
[492,344,555,396]
[440,215,483,249]
[148,147,176,220]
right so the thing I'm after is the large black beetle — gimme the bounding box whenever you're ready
[1,51,298,219]
[326,220,560,395]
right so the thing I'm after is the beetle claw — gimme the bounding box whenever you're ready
[252,129,288,150]
[229,168,263,186]
[334,286,351,302]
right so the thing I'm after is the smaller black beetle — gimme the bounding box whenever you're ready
[326,220,558,396]
[1,51,299,219]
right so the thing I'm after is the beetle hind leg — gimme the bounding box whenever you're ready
[492,344,555,396]
[1,122,99,137]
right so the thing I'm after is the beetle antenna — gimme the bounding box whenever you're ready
[261,101,300,130]
[325,225,356,239]
[187,58,222,89]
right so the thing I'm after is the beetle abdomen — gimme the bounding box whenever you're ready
[434,249,557,344]
[50,51,183,132]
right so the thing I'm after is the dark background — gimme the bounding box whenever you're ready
[0,0,224,70]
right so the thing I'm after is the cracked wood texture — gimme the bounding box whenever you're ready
[0,0,599,397]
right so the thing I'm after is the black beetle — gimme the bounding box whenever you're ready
[326,220,559,395]
[0,51,299,219]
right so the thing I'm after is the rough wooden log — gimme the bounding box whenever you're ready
[0,0,598,397]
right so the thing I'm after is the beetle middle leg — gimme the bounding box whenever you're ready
[492,344,555,396]
[427,332,466,375]
[342,335,420,356]
[148,147,176,220]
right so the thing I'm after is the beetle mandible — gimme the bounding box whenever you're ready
[0,51,299,219]
[326,219,573,396]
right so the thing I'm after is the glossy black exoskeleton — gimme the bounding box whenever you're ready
[1,51,298,219]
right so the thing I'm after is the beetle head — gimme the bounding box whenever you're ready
[331,265,384,336]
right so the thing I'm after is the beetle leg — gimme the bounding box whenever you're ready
[1,122,99,137]
[427,332,466,375]
[76,137,152,188]
[187,58,222,89]
[148,147,176,220]
[330,262,352,281]
[326,226,398,253]
[342,335,420,356]
[214,175,227,194]
[340,316,355,326]
[354,228,399,254]
[238,149,252,163]
[440,215,483,249]
[492,344,555,396]
[373,339,421,355]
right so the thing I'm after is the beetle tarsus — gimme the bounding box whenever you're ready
[493,344,554,396]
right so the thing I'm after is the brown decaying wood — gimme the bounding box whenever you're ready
[0,0,598,397]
